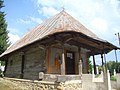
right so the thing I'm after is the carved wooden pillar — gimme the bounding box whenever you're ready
[101,54,104,67]
[78,47,82,75]
[101,53,106,73]
[93,55,96,74]
[61,46,65,75]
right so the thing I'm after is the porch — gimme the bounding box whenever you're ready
[39,31,117,75]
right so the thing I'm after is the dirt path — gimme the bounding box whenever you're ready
[0,82,11,90]
[0,78,22,90]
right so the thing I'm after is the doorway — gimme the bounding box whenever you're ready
[65,51,75,74]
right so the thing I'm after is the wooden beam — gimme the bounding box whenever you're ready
[93,55,96,74]
[68,40,99,51]
[101,54,104,66]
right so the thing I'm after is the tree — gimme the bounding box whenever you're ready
[107,61,120,76]
[88,58,92,74]
[0,0,9,66]
[0,0,9,55]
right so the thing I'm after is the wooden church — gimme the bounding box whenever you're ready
[0,10,118,80]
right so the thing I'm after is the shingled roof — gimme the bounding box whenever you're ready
[0,10,118,57]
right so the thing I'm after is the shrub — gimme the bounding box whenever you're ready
[110,75,117,81]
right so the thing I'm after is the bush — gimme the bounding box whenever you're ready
[110,75,117,81]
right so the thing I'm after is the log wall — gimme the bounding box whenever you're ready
[5,46,46,80]
[5,52,21,78]
[23,47,46,79]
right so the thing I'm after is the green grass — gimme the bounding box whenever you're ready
[110,75,117,81]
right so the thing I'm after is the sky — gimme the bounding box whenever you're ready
[2,0,120,65]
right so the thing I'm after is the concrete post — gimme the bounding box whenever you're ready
[96,66,99,74]
[107,70,111,90]
[117,74,120,90]
[114,69,116,77]
[101,71,104,82]
[61,46,65,75]
[92,68,95,82]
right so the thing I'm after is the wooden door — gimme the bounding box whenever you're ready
[65,51,75,74]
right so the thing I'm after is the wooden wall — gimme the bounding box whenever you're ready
[5,43,89,79]
[5,46,46,80]
[23,47,46,79]
[47,44,79,74]
[5,52,22,78]
[81,48,89,74]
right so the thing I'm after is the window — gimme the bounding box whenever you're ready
[67,53,73,59]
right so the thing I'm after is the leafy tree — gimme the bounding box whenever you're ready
[88,58,92,74]
[0,0,9,66]
[0,0,9,55]
[116,62,120,73]
[107,61,120,76]
[0,61,5,66]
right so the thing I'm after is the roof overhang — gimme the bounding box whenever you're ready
[39,31,119,55]
[0,31,119,58]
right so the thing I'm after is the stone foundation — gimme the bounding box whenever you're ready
[3,77,82,90]
[1,74,110,90]
[3,77,56,90]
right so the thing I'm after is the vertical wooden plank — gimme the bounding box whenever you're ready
[101,53,106,73]
[47,47,51,73]
[21,52,25,79]
[74,52,77,74]
[61,46,65,75]
[64,49,66,74]
[45,48,48,74]
[45,47,49,74]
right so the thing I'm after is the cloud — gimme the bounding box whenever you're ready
[17,18,31,24]
[36,0,62,8]
[38,6,59,17]
[7,28,21,44]
[7,27,23,35]
[29,16,42,23]
[113,27,120,33]
[8,33,20,44]
[17,16,42,24]
[91,18,108,32]
[109,0,120,17]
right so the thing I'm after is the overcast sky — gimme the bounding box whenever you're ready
[3,0,120,64]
